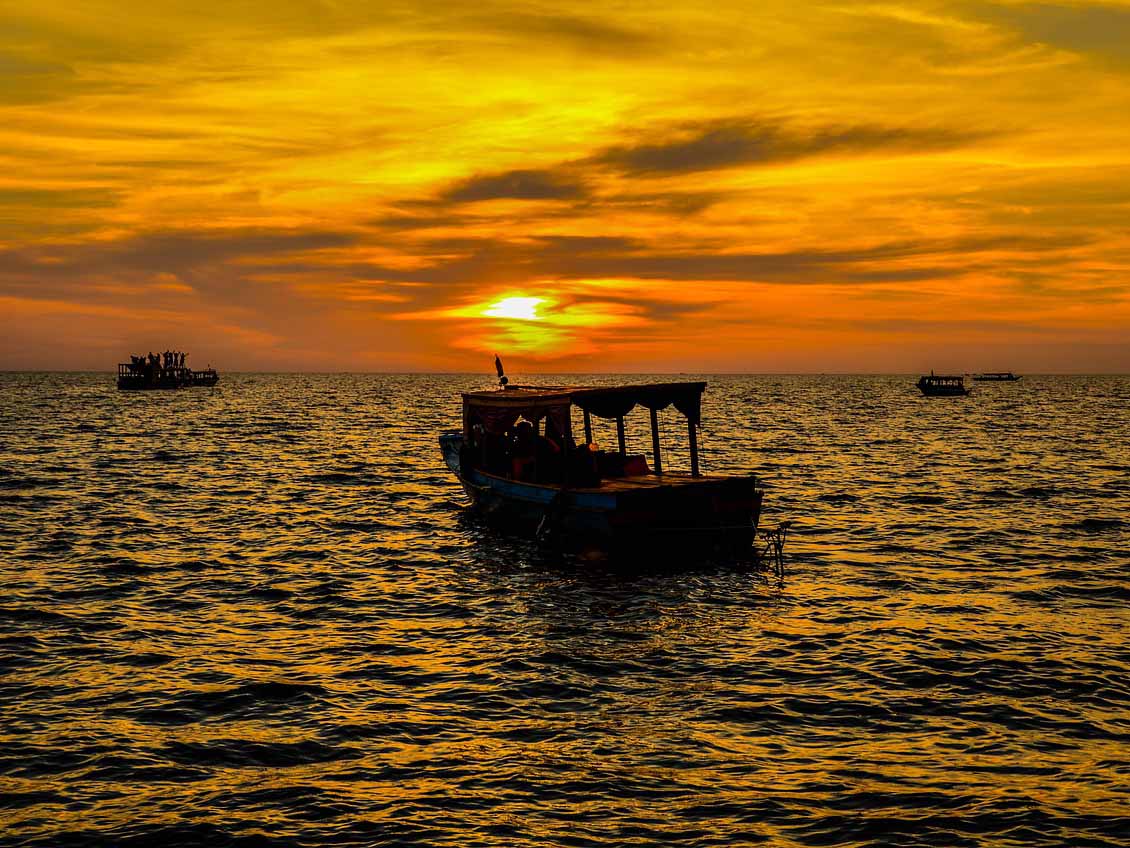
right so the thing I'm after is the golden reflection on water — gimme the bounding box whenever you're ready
[0,374,1127,845]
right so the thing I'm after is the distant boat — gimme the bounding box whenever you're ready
[972,372,1021,382]
[117,352,218,391]
[916,372,970,397]
[438,364,763,554]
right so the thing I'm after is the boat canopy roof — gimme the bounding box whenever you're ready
[463,381,706,434]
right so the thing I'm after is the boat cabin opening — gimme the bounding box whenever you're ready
[460,382,705,487]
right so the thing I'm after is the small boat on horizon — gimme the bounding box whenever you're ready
[916,372,970,397]
[117,350,219,391]
[972,372,1021,382]
[438,361,764,555]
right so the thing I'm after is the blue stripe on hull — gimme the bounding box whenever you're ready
[462,470,616,535]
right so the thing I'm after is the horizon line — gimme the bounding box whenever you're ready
[4,370,1129,377]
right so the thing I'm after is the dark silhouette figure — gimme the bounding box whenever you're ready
[511,421,535,480]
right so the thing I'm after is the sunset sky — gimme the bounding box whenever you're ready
[1,1,1128,372]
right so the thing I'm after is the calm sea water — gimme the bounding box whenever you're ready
[1,373,1128,847]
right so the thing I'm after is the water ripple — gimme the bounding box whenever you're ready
[0,373,1127,847]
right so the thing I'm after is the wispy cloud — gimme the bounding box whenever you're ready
[976,1,1130,60]
[591,118,990,175]
[442,168,589,202]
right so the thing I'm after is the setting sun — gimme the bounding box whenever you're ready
[482,296,547,322]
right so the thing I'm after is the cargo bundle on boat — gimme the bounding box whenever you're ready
[916,372,970,397]
[438,362,764,554]
[117,350,218,390]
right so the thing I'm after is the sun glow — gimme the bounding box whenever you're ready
[482,296,547,321]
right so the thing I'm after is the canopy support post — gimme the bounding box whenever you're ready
[616,416,626,456]
[649,407,662,474]
[583,409,592,445]
[688,418,700,477]
[533,416,540,482]
[562,407,572,487]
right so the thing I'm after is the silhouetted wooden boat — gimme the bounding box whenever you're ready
[117,352,218,390]
[439,371,763,554]
[972,372,1021,381]
[916,373,970,397]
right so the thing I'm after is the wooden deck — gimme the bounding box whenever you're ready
[471,469,751,495]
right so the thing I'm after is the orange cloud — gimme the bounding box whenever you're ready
[0,2,1128,371]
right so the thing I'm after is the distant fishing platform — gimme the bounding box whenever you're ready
[117,350,218,390]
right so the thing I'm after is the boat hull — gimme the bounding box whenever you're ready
[916,377,970,396]
[916,385,970,396]
[440,433,763,555]
[117,371,219,390]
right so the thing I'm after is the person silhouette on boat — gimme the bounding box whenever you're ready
[538,417,567,481]
[511,421,536,481]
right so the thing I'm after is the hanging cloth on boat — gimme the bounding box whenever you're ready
[573,383,703,425]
